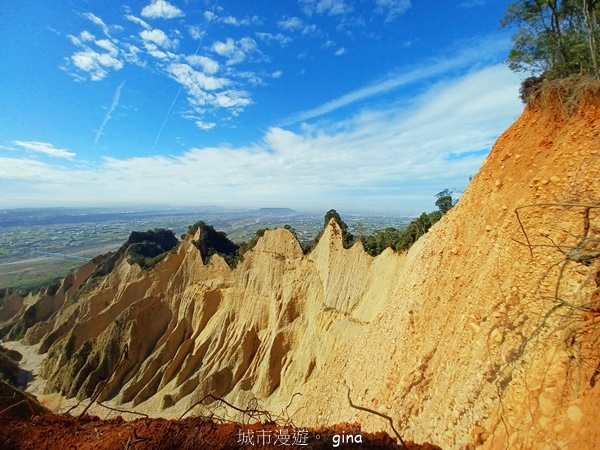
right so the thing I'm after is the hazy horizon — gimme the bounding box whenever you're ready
[0,201,424,217]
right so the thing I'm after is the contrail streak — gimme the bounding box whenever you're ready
[151,0,219,152]
[95,81,126,148]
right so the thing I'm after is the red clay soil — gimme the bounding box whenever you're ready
[0,414,443,449]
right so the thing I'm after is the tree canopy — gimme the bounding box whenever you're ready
[435,189,455,215]
[502,0,600,80]
[321,209,355,248]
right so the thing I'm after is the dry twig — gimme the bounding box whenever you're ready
[178,393,274,423]
[344,382,408,450]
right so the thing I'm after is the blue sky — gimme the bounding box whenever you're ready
[0,0,524,214]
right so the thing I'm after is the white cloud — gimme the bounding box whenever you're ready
[256,32,293,46]
[0,65,522,213]
[301,0,353,16]
[203,11,216,21]
[459,0,487,6]
[212,37,259,65]
[302,24,318,34]
[141,0,184,19]
[214,91,252,108]
[234,71,263,86]
[139,28,174,48]
[13,141,76,160]
[374,0,411,22]
[204,11,262,26]
[278,16,304,30]
[187,25,204,40]
[95,39,118,55]
[277,16,318,35]
[0,158,72,184]
[122,44,144,65]
[80,31,95,42]
[70,48,123,81]
[125,14,151,30]
[166,63,248,116]
[335,47,346,56]
[271,70,283,78]
[60,4,255,129]
[195,120,216,130]
[83,12,112,37]
[65,15,124,80]
[223,15,262,26]
[186,55,219,74]
[167,63,229,91]
[143,42,170,59]
[68,30,95,46]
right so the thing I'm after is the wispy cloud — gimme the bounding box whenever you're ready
[125,14,151,30]
[1,65,522,212]
[283,34,512,124]
[203,11,262,26]
[459,0,487,7]
[256,32,293,46]
[277,16,318,34]
[13,141,76,160]
[212,37,260,65]
[374,0,411,22]
[301,0,353,16]
[95,81,126,147]
[278,16,304,31]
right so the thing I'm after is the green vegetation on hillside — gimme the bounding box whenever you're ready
[126,229,179,270]
[187,221,241,268]
[302,209,355,253]
[306,190,456,257]
[239,228,270,254]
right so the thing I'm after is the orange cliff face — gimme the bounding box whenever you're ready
[1,94,599,450]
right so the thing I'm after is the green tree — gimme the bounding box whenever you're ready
[240,228,269,253]
[395,213,435,251]
[314,209,355,248]
[190,222,240,268]
[361,227,403,256]
[435,189,454,215]
[502,0,600,79]
[283,224,299,240]
[323,209,347,232]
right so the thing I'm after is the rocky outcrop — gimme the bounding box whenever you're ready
[2,95,600,449]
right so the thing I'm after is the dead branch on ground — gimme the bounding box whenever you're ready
[178,393,274,424]
[344,382,408,450]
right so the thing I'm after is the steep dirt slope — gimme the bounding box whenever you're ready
[2,94,599,450]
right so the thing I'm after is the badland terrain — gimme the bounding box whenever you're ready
[0,87,599,449]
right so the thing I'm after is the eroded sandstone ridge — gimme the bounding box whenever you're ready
[1,94,599,449]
